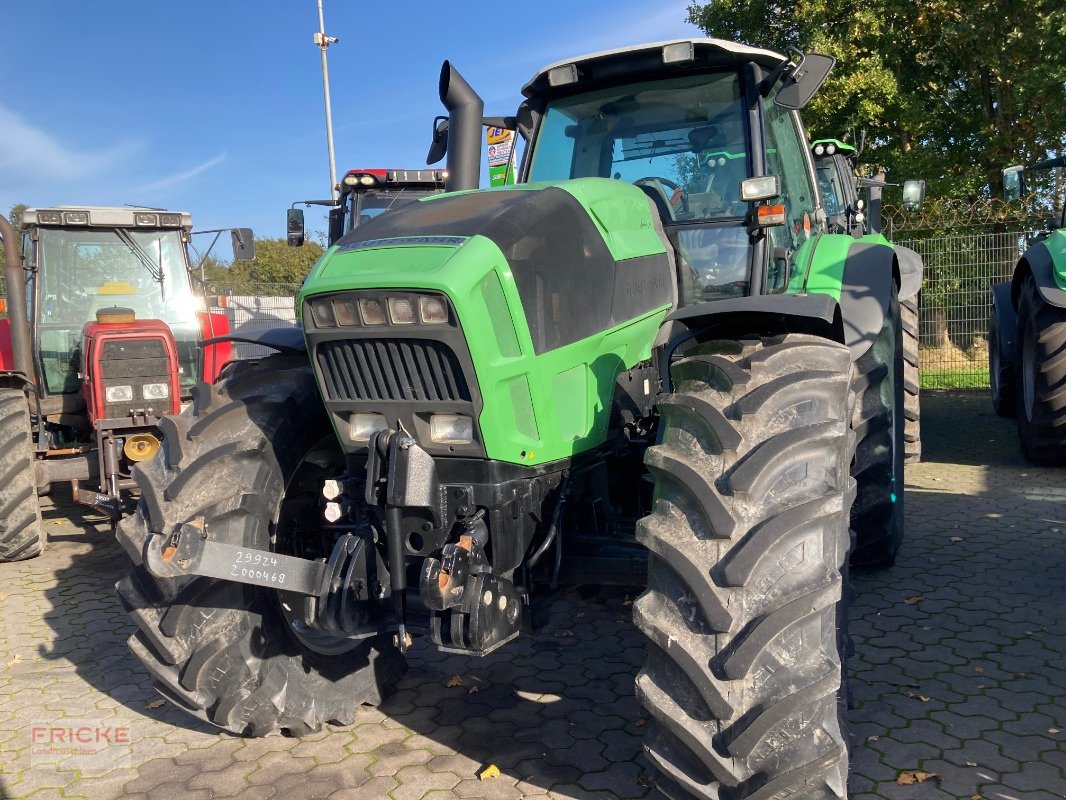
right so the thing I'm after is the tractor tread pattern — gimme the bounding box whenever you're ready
[115,355,405,736]
[0,389,44,562]
[1015,277,1066,463]
[901,295,921,462]
[635,334,852,800]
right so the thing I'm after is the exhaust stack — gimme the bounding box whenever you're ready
[0,214,33,379]
[439,61,483,192]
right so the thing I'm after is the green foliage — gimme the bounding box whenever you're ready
[201,237,323,295]
[687,1,1066,200]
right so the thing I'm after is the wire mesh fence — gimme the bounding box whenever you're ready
[884,198,1049,389]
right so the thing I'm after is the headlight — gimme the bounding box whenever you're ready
[142,383,170,400]
[349,413,388,442]
[105,385,133,402]
[359,175,376,186]
[332,298,359,326]
[419,296,448,324]
[359,298,387,325]
[388,296,416,325]
[813,143,825,156]
[430,413,473,444]
[310,298,337,327]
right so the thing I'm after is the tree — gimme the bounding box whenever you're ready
[201,237,324,295]
[687,1,1066,199]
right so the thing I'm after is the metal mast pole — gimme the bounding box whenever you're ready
[314,0,339,201]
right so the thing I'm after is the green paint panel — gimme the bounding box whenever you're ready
[300,198,670,466]
[786,232,856,300]
[1047,230,1066,291]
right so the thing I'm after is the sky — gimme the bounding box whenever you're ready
[0,1,702,249]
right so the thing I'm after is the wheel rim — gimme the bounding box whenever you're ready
[273,435,362,656]
[1022,325,1036,422]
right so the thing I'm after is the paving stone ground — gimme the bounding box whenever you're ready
[0,390,1063,800]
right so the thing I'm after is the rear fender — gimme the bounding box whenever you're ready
[989,281,1018,367]
[198,311,236,382]
[0,369,34,394]
[1012,236,1066,309]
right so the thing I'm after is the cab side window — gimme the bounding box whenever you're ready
[761,100,818,255]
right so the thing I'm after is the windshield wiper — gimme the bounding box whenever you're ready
[114,229,166,296]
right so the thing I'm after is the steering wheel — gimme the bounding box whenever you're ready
[634,177,689,216]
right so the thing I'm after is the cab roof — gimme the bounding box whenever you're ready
[22,206,192,229]
[523,38,786,99]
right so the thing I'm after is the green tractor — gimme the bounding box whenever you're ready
[811,137,925,462]
[117,39,911,799]
[989,159,1066,464]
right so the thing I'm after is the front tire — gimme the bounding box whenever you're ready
[0,388,44,562]
[115,355,404,735]
[635,334,854,800]
[1015,277,1066,465]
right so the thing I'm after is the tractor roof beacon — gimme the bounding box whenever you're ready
[988,157,1066,463]
[0,206,246,561]
[117,39,912,799]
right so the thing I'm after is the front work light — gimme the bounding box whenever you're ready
[430,413,474,444]
[359,298,387,325]
[388,296,416,325]
[332,298,359,326]
[419,296,448,324]
[740,176,781,202]
[105,385,134,402]
[349,413,388,442]
[142,383,170,400]
[310,298,337,327]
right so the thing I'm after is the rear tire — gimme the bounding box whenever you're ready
[849,293,905,569]
[0,388,44,562]
[901,294,921,461]
[115,355,405,735]
[1015,277,1066,465]
[989,303,1017,418]
[635,334,854,800]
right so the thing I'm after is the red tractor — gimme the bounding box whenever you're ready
[0,206,249,561]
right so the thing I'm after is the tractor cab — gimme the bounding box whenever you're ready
[21,208,203,401]
[811,138,865,235]
[287,168,447,248]
[517,41,832,303]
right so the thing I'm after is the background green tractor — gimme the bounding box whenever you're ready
[989,158,1066,464]
[116,39,912,799]
[812,137,925,462]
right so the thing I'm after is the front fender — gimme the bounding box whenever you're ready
[201,325,307,354]
[989,281,1018,367]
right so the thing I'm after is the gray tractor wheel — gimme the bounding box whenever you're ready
[1015,276,1066,465]
[116,354,405,735]
[901,294,921,462]
[635,334,854,800]
[849,293,906,569]
[0,388,44,562]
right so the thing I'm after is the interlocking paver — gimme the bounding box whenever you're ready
[1,392,1065,799]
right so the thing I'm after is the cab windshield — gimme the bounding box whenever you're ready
[347,188,440,232]
[528,71,754,300]
[34,227,201,394]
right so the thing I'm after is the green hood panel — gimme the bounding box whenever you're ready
[299,179,675,466]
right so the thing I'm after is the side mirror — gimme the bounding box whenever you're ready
[427,116,449,165]
[231,228,255,260]
[286,208,305,248]
[328,206,345,245]
[774,52,836,110]
[902,180,926,212]
[1002,166,1024,201]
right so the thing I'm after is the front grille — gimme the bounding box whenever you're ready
[317,338,471,402]
[100,338,170,418]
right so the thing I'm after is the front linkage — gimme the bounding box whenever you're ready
[142,427,558,657]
